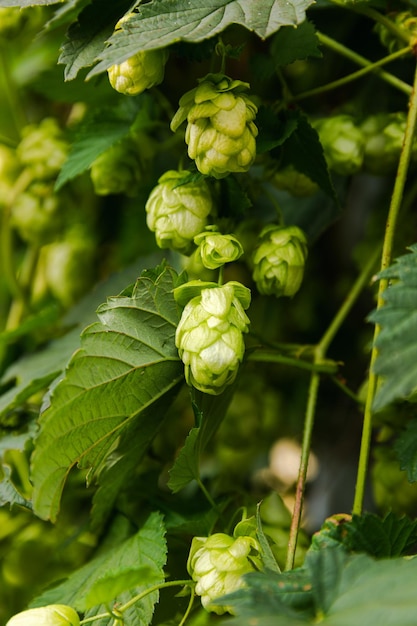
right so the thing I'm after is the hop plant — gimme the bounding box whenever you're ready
[187,532,261,614]
[194,226,244,269]
[314,115,365,175]
[174,281,251,395]
[17,118,68,181]
[0,7,28,38]
[6,605,79,626]
[90,138,142,196]
[170,73,258,178]
[361,113,409,175]
[374,11,417,53]
[145,170,213,254]
[108,14,168,95]
[0,144,21,204]
[11,183,63,244]
[252,224,308,297]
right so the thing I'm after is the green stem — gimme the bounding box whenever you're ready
[178,585,195,626]
[285,247,380,569]
[79,581,194,625]
[292,45,412,103]
[352,60,417,515]
[247,350,338,374]
[314,32,412,96]
[350,4,411,45]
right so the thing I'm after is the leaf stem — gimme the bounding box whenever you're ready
[292,45,412,102]
[247,350,338,374]
[352,60,417,516]
[312,32,412,96]
[79,580,194,625]
[285,247,380,569]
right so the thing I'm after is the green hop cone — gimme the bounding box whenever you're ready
[108,14,168,95]
[17,118,68,181]
[174,281,251,395]
[90,138,142,196]
[252,224,308,297]
[194,226,244,269]
[187,533,260,614]
[6,604,79,626]
[0,143,21,204]
[171,73,258,178]
[273,165,319,197]
[146,170,213,254]
[314,115,364,175]
[361,113,408,175]
[11,183,63,244]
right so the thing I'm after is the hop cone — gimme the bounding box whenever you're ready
[171,73,258,178]
[17,118,68,181]
[252,225,308,297]
[174,281,251,395]
[6,605,79,626]
[194,226,244,269]
[314,115,364,175]
[361,113,411,175]
[188,533,260,614]
[108,14,168,95]
[90,138,142,196]
[375,11,417,53]
[146,170,213,254]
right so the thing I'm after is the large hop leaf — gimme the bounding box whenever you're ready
[31,264,184,521]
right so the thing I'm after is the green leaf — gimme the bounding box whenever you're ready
[0,256,162,422]
[270,20,322,66]
[395,417,417,482]
[58,0,132,80]
[55,100,146,190]
[31,264,183,521]
[345,512,417,557]
[256,503,281,573]
[0,463,32,509]
[222,546,417,625]
[0,0,61,5]
[370,244,417,410]
[256,105,299,153]
[88,0,314,78]
[282,110,337,202]
[168,386,235,492]
[31,512,166,616]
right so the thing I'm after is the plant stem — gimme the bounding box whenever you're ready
[79,580,194,625]
[247,350,338,374]
[352,60,417,515]
[178,585,195,626]
[285,247,380,569]
[292,46,411,102]
[314,32,412,96]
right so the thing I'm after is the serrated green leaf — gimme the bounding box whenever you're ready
[168,386,235,492]
[0,258,162,422]
[257,105,299,153]
[31,511,166,616]
[55,101,142,190]
[58,0,132,81]
[395,417,417,482]
[282,111,337,202]
[370,244,417,410]
[0,463,32,509]
[342,512,417,557]
[31,264,183,521]
[271,20,322,66]
[88,0,314,78]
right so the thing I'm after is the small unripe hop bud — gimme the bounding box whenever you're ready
[194,226,244,269]
[90,138,142,196]
[146,170,213,254]
[171,73,258,178]
[252,225,308,297]
[188,533,261,614]
[6,604,80,626]
[108,14,168,95]
[361,113,410,175]
[314,115,364,175]
[174,281,251,395]
[273,165,319,197]
[17,118,68,181]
